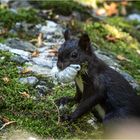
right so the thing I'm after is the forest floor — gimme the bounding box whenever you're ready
[0,1,140,139]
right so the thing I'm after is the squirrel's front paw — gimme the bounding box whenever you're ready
[60,114,71,122]
[55,97,71,106]
[60,114,74,122]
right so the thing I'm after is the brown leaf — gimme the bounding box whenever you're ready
[1,116,10,123]
[121,0,128,6]
[21,68,31,74]
[0,28,8,36]
[104,2,118,16]
[31,50,40,57]
[2,76,10,83]
[20,91,30,98]
[105,35,117,42]
[48,48,58,57]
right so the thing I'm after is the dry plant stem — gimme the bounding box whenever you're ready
[0,121,16,130]
[51,99,61,125]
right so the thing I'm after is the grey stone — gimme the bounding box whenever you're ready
[14,22,37,36]
[36,85,49,96]
[127,13,140,22]
[6,38,36,52]
[8,0,31,9]
[26,64,52,76]
[32,57,54,68]
[19,76,38,86]
[10,48,31,61]
[119,71,140,90]
[0,43,11,51]
[95,50,119,68]
[11,55,28,64]
[0,43,31,60]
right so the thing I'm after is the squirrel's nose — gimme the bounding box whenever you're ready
[57,62,63,70]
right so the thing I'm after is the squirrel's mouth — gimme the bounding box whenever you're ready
[51,64,81,83]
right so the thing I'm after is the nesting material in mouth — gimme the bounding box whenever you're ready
[51,64,81,83]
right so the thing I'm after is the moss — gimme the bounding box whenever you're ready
[0,51,103,139]
[0,8,42,30]
[29,0,91,17]
[105,17,140,42]
[84,20,140,85]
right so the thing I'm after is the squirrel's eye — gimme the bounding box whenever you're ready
[71,52,78,59]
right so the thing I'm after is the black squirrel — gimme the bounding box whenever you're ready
[56,30,140,123]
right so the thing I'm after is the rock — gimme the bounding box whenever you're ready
[127,13,140,22]
[6,38,36,52]
[0,43,11,51]
[36,21,64,43]
[0,0,10,4]
[26,63,52,76]
[36,85,49,96]
[95,50,119,68]
[19,76,38,86]
[10,49,31,61]
[8,0,31,9]
[0,43,31,61]
[38,81,47,85]
[32,57,54,68]
[14,22,38,36]
[11,55,28,64]
[119,71,140,90]
[37,21,58,34]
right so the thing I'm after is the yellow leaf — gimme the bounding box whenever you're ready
[117,55,126,61]
[20,92,30,98]
[2,77,10,83]
[31,50,40,57]
[37,33,43,47]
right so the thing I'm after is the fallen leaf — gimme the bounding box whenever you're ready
[121,0,128,6]
[2,76,10,83]
[1,116,10,123]
[117,55,127,61]
[21,68,31,74]
[104,2,118,16]
[0,28,8,36]
[105,34,117,42]
[48,48,58,57]
[20,91,30,98]
[48,48,58,53]
[30,38,38,43]
[37,33,43,47]
[31,50,40,57]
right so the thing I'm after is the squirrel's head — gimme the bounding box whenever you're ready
[57,30,92,70]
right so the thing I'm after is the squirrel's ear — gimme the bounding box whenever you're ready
[79,33,91,53]
[64,29,70,41]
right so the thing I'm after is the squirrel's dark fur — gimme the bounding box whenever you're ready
[56,30,140,123]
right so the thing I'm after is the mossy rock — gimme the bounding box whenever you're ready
[0,8,42,29]
[29,0,91,18]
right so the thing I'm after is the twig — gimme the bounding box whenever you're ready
[51,99,61,125]
[0,121,16,130]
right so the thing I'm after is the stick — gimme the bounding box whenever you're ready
[0,121,16,130]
